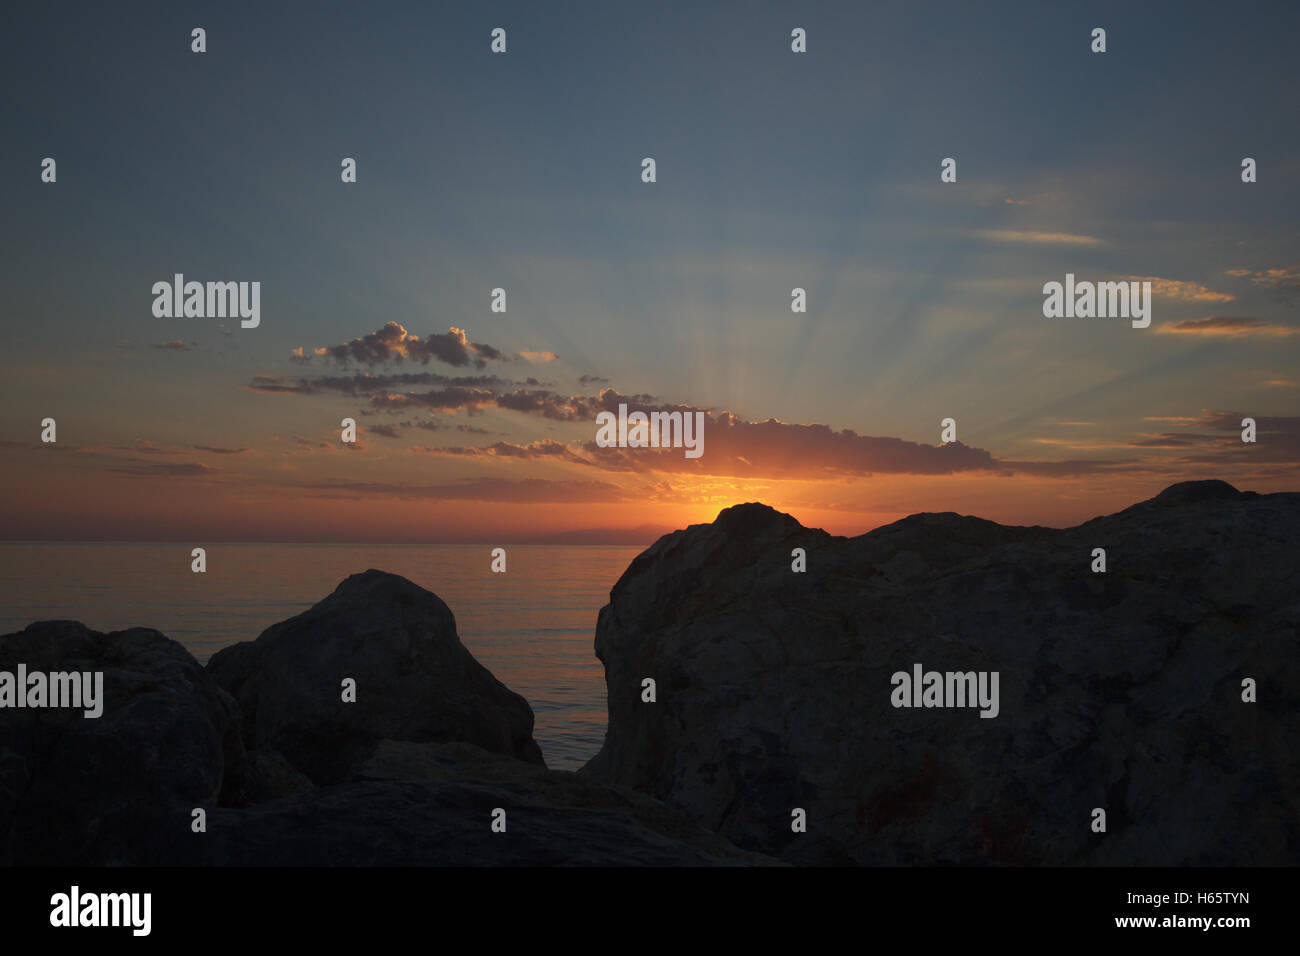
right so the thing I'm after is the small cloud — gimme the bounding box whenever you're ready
[1225,265,1300,300]
[520,350,558,364]
[132,439,182,455]
[368,424,403,439]
[111,461,216,477]
[1003,198,1029,206]
[151,341,190,351]
[291,323,507,369]
[1156,316,1298,337]
[578,374,610,385]
[193,445,248,455]
[976,229,1101,245]
[291,435,332,452]
[1129,276,1234,303]
[1263,378,1299,388]
[413,439,588,464]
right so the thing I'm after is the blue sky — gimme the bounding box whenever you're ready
[2,0,1297,540]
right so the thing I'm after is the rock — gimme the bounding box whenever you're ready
[0,621,243,865]
[200,740,776,865]
[1,574,776,866]
[237,749,316,805]
[207,569,544,785]
[582,481,1300,865]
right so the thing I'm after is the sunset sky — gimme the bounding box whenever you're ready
[3,1,1298,542]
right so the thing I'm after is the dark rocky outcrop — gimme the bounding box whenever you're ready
[0,622,244,865]
[582,481,1300,865]
[4,481,1294,866]
[2,574,769,865]
[200,741,774,865]
[208,569,544,784]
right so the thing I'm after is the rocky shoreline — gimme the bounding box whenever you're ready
[2,480,1295,865]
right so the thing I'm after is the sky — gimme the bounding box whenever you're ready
[2,0,1298,542]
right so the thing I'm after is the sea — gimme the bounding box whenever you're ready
[0,542,644,771]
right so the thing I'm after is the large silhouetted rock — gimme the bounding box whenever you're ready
[1,584,771,866]
[0,621,243,865]
[207,569,544,784]
[582,481,1300,865]
[201,740,775,865]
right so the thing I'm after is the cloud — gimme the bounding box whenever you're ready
[248,371,511,397]
[130,439,183,455]
[248,376,318,395]
[1129,436,1197,448]
[1145,410,1300,465]
[151,341,190,351]
[291,436,332,452]
[578,374,610,385]
[1195,410,1300,433]
[1129,276,1234,303]
[258,374,1142,479]
[573,413,1131,479]
[492,389,602,421]
[976,229,1101,245]
[369,386,499,411]
[519,350,558,364]
[193,445,248,454]
[365,385,657,421]
[1155,316,1299,337]
[1226,265,1300,300]
[282,476,629,503]
[252,356,1286,482]
[110,461,217,477]
[367,425,403,439]
[413,439,590,464]
[291,323,508,369]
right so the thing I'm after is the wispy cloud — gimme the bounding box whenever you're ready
[412,439,590,464]
[110,461,217,477]
[1130,276,1234,302]
[1156,316,1298,337]
[1226,265,1300,300]
[975,229,1102,245]
[282,476,629,503]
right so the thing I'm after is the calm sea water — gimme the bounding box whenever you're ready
[0,543,643,771]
